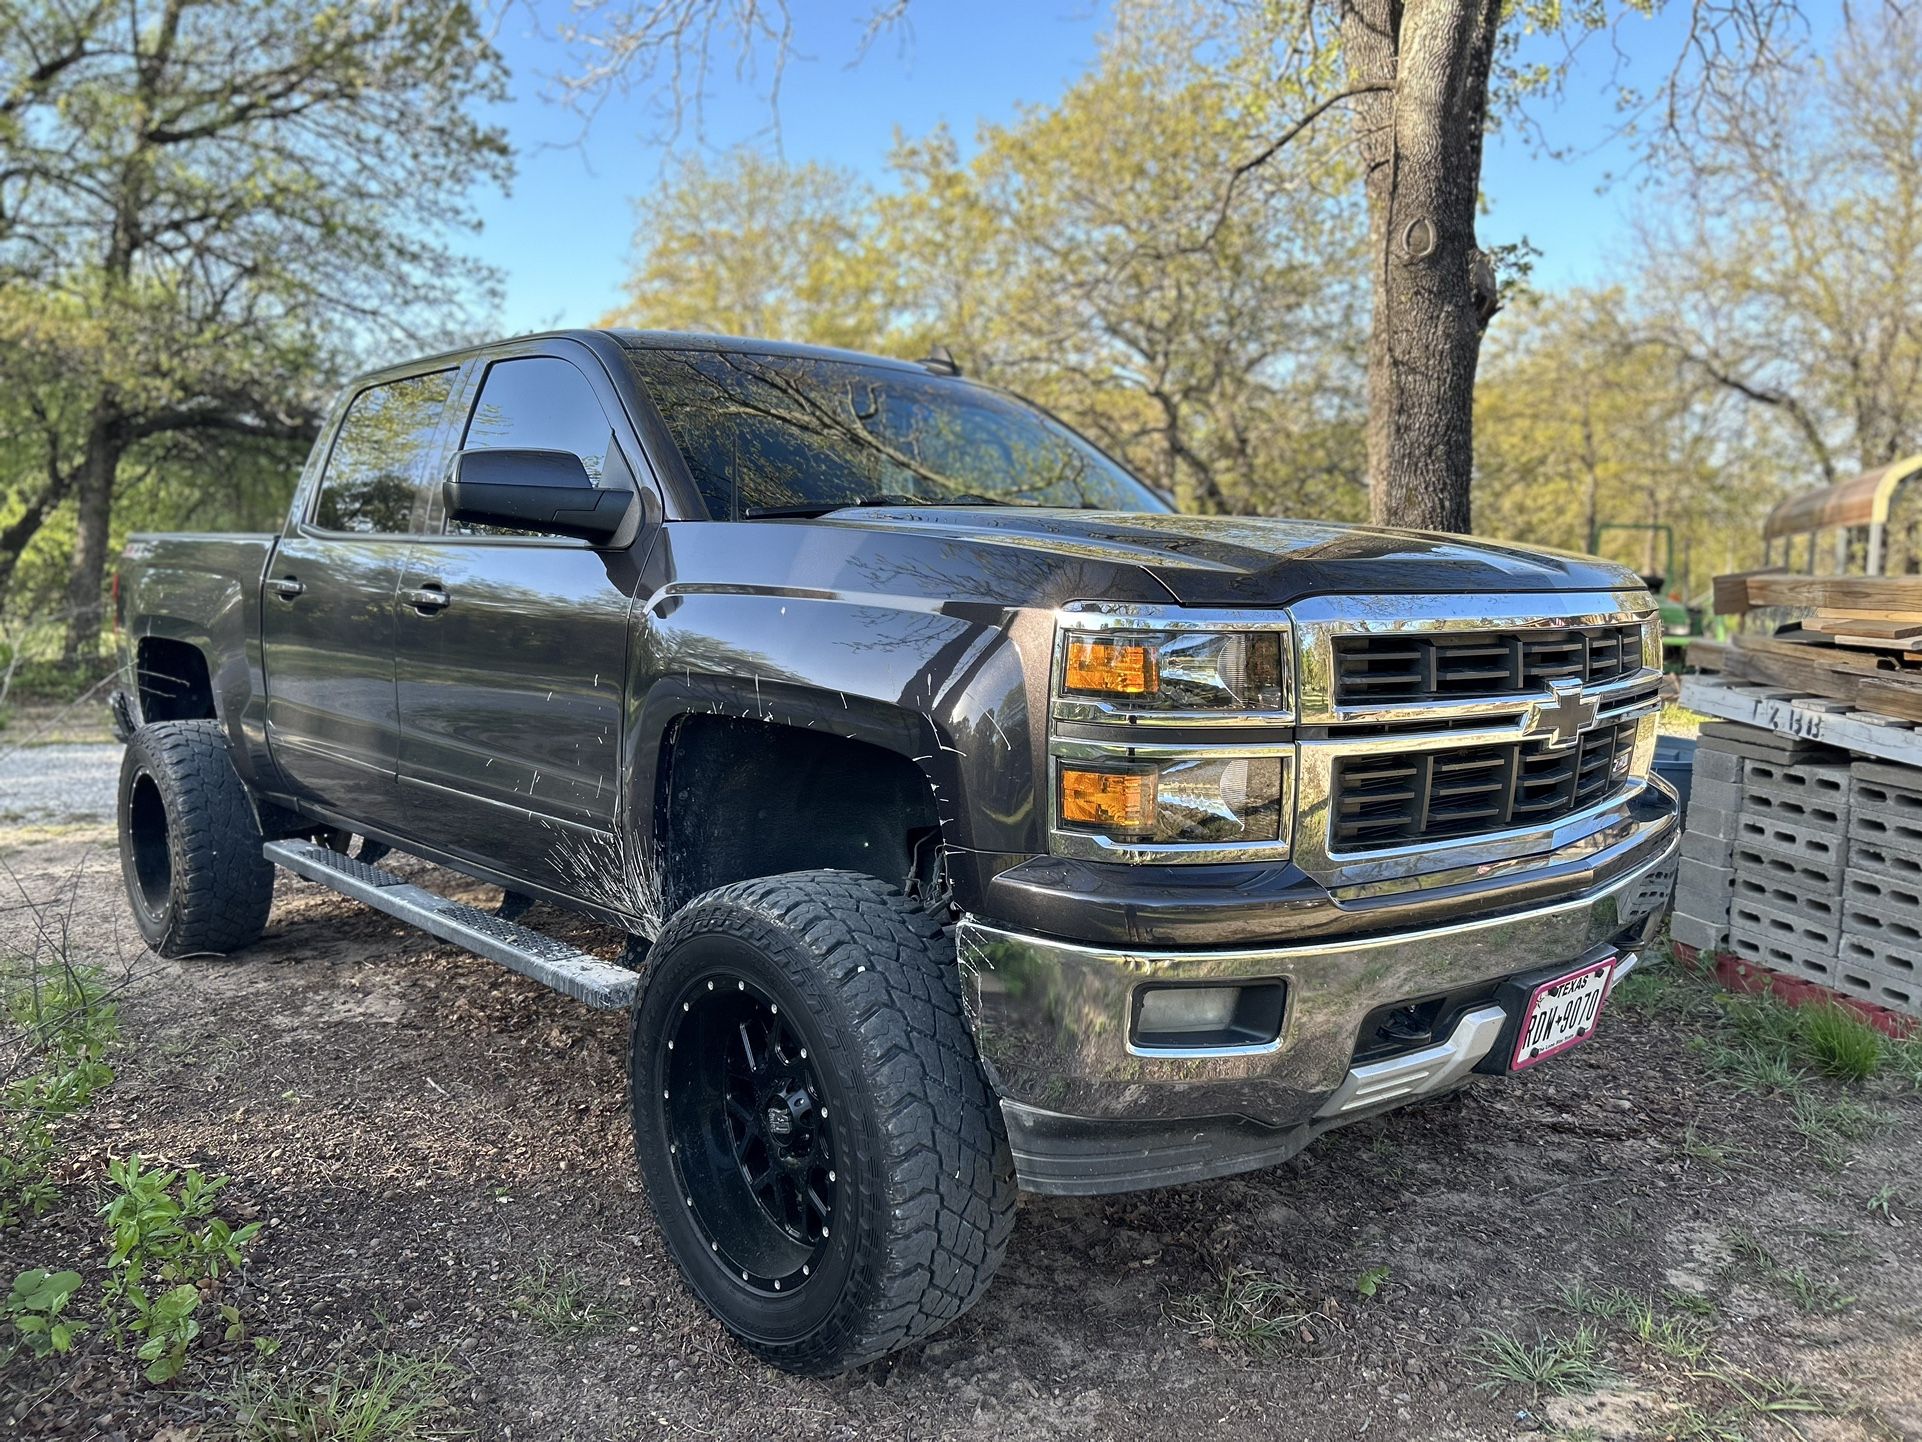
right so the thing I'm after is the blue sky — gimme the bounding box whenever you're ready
[472,2,1693,335]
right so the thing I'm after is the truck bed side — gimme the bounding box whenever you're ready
[118,531,282,795]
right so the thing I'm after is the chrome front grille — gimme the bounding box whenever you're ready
[1292,591,1664,888]
[1330,716,1639,852]
[1331,623,1645,706]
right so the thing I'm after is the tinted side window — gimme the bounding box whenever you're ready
[311,371,455,534]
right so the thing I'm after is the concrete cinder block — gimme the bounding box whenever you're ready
[1736,812,1847,868]
[1836,935,1922,1017]
[1842,869,1922,953]
[1669,910,1727,954]
[1726,928,1842,989]
[1731,872,1840,926]
[1688,777,1744,814]
[1676,858,1734,918]
[1699,720,1845,765]
[1846,836,1922,887]
[1682,829,1735,867]
[1731,841,1842,897]
[1742,774,1849,834]
[1745,757,1852,806]
[1850,758,1922,795]
[1728,895,1840,957]
[1849,770,1922,853]
[1690,746,1745,785]
[1687,804,1746,842]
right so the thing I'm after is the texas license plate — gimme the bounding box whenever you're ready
[1511,958,1614,1070]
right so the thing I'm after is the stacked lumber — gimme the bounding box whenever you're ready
[1695,573,1922,723]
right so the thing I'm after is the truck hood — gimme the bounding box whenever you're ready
[822,508,1643,606]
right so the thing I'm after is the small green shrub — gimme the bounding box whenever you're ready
[98,1156,261,1382]
[1797,1003,1886,1081]
[0,964,118,1225]
[3,1268,87,1359]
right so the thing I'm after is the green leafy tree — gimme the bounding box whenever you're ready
[1475,290,1796,598]
[562,0,1835,533]
[604,151,898,349]
[0,0,510,662]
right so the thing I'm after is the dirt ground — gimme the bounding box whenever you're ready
[3,821,1920,1442]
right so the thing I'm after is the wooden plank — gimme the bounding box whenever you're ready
[1717,636,1922,714]
[1830,633,1922,656]
[1711,567,1785,616]
[1814,606,1922,624]
[1805,615,1922,638]
[1682,674,1922,765]
[1857,678,1922,724]
[1746,575,1922,612]
[1686,638,1727,671]
[1730,632,1896,675]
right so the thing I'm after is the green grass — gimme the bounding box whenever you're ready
[1797,1003,1889,1081]
[1559,1284,1715,1363]
[1471,1324,1613,1398]
[1788,1090,1884,1170]
[219,1351,463,1442]
[1867,1182,1908,1221]
[1723,1232,1855,1314]
[1170,1266,1319,1359]
[505,1261,619,1338]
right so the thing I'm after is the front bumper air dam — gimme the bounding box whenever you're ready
[956,819,1676,1196]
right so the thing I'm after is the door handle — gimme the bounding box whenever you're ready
[266,576,305,599]
[403,584,449,613]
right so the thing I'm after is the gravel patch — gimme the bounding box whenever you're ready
[0,741,121,824]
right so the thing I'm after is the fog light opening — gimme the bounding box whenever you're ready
[1131,982,1286,1052]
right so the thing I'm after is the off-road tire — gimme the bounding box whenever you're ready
[117,720,274,957]
[630,869,1016,1375]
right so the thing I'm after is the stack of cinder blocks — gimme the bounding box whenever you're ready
[1671,721,1847,968]
[1670,735,1746,956]
[1725,748,1851,983]
[1839,762,1922,1015]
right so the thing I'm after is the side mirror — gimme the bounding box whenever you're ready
[443,448,636,544]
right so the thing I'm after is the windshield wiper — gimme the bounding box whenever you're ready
[742,492,1011,520]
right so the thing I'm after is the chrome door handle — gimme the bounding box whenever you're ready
[403,585,449,612]
[266,577,305,599]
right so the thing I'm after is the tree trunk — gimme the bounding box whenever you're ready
[1341,0,1503,534]
[0,473,74,607]
[61,410,123,667]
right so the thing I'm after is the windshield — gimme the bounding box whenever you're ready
[623,347,1168,520]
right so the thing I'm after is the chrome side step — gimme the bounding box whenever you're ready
[262,840,638,1010]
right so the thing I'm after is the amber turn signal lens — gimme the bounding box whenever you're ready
[1064,636,1158,696]
[1060,766,1156,831]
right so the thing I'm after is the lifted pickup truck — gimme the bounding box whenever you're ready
[113,329,1679,1374]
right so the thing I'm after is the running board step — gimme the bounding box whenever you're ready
[263,840,637,1010]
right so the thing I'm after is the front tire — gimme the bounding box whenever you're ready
[117,720,274,957]
[630,870,1015,1374]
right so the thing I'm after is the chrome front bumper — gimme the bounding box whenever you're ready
[956,795,1677,1190]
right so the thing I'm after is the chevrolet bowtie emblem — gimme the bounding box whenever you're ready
[1523,680,1599,751]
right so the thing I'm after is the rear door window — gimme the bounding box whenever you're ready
[310,370,457,535]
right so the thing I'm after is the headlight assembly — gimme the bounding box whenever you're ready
[1059,629,1287,715]
[1048,606,1297,862]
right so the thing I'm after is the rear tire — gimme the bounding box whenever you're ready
[630,870,1015,1375]
[117,720,274,957]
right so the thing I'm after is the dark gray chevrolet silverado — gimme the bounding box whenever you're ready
[112,328,1679,1373]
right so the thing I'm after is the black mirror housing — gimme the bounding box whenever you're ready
[444,448,636,544]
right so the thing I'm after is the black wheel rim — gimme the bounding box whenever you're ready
[126,770,172,918]
[662,972,837,1294]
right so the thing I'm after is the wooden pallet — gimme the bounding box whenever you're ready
[1680,674,1922,767]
